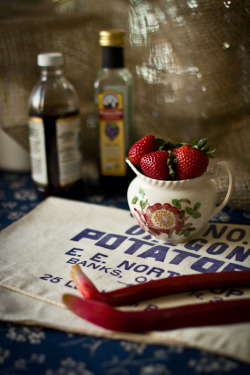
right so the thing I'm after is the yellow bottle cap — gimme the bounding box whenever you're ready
[99,30,125,47]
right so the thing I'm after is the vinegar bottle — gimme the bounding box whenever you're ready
[94,30,133,194]
[28,52,83,199]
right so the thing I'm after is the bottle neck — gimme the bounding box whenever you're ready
[102,46,124,69]
[40,66,63,80]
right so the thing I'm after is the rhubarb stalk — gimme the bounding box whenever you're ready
[63,294,250,333]
[62,266,250,333]
[69,265,250,307]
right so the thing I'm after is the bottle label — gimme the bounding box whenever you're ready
[28,117,48,186]
[56,115,82,186]
[28,115,82,187]
[98,90,126,176]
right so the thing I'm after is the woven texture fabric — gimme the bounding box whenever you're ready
[0,0,249,210]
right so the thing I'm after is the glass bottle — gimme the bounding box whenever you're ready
[28,52,83,199]
[94,30,133,194]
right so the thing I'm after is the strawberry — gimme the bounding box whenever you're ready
[140,151,170,180]
[172,139,214,180]
[129,135,158,166]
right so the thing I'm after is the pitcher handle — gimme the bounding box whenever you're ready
[205,161,235,219]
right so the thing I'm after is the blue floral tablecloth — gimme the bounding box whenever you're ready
[0,171,250,375]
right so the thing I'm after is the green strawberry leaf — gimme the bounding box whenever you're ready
[157,138,184,151]
[202,144,211,153]
[156,138,180,151]
[180,139,190,146]
[206,149,216,158]
[197,138,208,149]
[197,138,216,158]
[167,150,178,179]
[178,138,216,158]
[191,139,198,147]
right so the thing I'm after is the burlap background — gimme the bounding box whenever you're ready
[0,0,249,210]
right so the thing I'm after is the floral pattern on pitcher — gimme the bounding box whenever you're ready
[131,187,202,239]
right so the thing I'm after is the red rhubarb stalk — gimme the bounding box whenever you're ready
[63,294,250,333]
[70,265,250,307]
[70,264,99,300]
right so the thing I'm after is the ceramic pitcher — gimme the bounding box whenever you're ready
[127,159,235,244]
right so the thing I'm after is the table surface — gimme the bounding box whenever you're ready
[1,171,250,375]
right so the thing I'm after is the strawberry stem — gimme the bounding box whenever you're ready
[156,137,215,158]
[167,150,177,179]
[156,138,179,151]
[189,138,215,158]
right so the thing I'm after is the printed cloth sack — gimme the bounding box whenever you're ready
[0,198,250,363]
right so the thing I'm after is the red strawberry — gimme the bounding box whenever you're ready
[140,151,170,180]
[129,135,158,166]
[172,145,209,180]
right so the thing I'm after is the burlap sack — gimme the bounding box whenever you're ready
[0,0,249,210]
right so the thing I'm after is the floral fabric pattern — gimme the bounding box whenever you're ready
[1,322,249,375]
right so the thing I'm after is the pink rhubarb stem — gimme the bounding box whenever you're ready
[70,265,99,300]
[63,294,250,333]
[71,265,250,307]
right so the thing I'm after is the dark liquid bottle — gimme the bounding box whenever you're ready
[94,30,133,194]
[28,53,83,199]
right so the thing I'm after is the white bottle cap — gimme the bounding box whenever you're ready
[37,52,63,67]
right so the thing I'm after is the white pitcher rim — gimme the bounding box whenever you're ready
[126,158,213,187]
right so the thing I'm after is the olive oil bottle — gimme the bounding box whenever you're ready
[94,30,133,194]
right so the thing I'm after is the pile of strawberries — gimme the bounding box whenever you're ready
[128,135,215,180]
